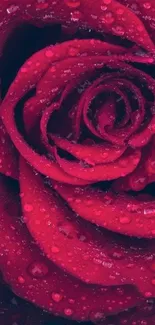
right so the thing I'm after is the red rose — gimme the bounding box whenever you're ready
[1,0,155,324]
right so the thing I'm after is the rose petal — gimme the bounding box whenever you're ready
[19,158,155,297]
[54,182,155,238]
[120,0,155,43]
[113,139,155,192]
[54,147,141,181]
[51,135,127,165]
[0,176,141,320]
[0,0,154,55]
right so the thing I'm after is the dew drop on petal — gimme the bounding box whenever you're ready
[85,200,93,206]
[35,0,49,9]
[28,261,49,278]
[102,0,112,4]
[51,292,63,302]
[6,5,19,14]
[119,216,131,224]
[68,298,75,304]
[126,203,141,213]
[112,25,125,36]
[144,207,155,218]
[23,204,33,212]
[110,251,124,260]
[51,246,60,253]
[64,308,73,316]
[101,5,107,11]
[68,47,79,56]
[64,0,81,8]
[20,67,28,73]
[45,49,54,58]
[71,10,82,22]
[145,291,153,298]
[104,194,113,204]
[143,2,151,9]
[17,276,25,284]
[116,8,124,15]
[101,12,114,24]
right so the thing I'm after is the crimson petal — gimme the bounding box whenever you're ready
[0,0,155,54]
[54,182,155,238]
[54,147,141,181]
[51,135,127,165]
[0,176,141,321]
[19,158,155,297]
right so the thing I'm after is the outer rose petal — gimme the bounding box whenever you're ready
[0,0,155,54]
[119,0,155,42]
[0,177,141,320]
[20,158,155,297]
[53,183,155,238]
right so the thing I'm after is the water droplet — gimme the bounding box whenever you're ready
[28,261,49,278]
[101,5,107,11]
[101,12,114,24]
[51,246,60,253]
[116,287,124,295]
[112,25,125,36]
[75,199,81,203]
[36,0,49,10]
[102,0,112,4]
[78,235,87,242]
[127,203,141,213]
[93,312,105,321]
[110,251,124,260]
[64,308,73,316]
[20,67,28,73]
[70,10,82,22]
[52,292,63,302]
[64,0,81,8]
[81,296,86,300]
[93,258,103,265]
[143,2,151,9]
[45,49,54,58]
[50,66,56,73]
[144,207,155,218]
[24,204,33,212]
[145,291,153,298]
[17,276,25,284]
[104,193,113,204]
[68,298,75,304]
[116,8,124,15]
[68,47,79,56]
[85,199,93,206]
[119,216,131,224]
[58,222,74,238]
[6,5,19,14]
